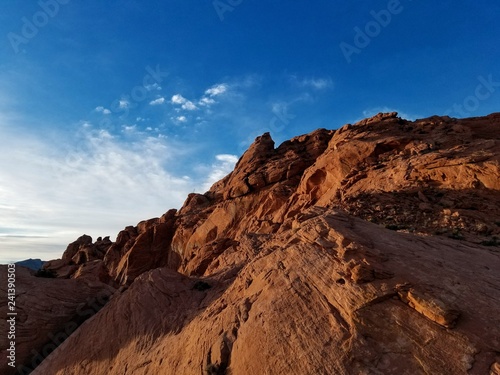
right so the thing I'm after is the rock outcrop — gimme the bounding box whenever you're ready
[7,112,500,374]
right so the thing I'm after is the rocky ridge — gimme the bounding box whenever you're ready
[1,112,499,374]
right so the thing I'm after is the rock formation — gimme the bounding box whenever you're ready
[2,112,500,374]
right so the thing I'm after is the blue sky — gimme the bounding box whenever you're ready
[0,0,499,263]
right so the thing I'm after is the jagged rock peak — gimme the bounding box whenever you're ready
[234,132,275,169]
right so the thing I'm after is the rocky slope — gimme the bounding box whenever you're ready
[3,112,500,374]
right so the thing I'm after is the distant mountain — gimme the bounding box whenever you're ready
[15,258,45,271]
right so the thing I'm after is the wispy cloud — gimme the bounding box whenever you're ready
[95,106,111,114]
[149,97,165,105]
[0,94,252,262]
[122,124,137,133]
[270,93,311,118]
[200,154,238,192]
[290,75,334,90]
[119,99,130,109]
[205,83,228,97]
[199,97,216,106]
[0,118,227,263]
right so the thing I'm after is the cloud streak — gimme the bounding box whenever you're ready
[205,83,228,97]
[95,106,111,114]
[149,97,165,105]
[0,119,235,263]
[289,75,334,90]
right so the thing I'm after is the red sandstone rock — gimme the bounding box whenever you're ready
[11,113,500,374]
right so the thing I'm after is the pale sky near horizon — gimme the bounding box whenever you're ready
[0,0,499,263]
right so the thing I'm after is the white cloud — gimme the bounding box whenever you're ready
[205,83,228,97]
[199,97,216,106]
[171,94,197,111]
[119,99,130,109]
[171,94,187,105]
[176,116,187,123]
[149,97,165,105]
[197,83,229,109]
[122,125,136,132]
[171,83,230,114]
[200,154,238,192]
[181,101,197,111]
[95,106,111,115]
[216,154,238,163]
[291,76,334,90]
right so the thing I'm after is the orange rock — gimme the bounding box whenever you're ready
[16,112,500,375]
